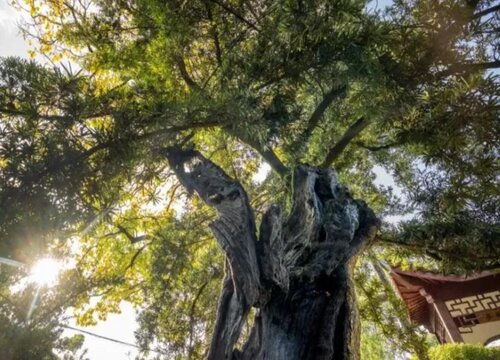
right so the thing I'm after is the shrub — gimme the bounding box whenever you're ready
[428,343,500,360]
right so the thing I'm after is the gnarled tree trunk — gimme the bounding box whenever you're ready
[166,148,379,360]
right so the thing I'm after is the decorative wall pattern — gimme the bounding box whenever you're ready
[445,291,500,334]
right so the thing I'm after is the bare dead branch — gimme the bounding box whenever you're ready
[163,147,262,305]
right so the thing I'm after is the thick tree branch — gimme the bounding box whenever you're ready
[377,221,500,271]
[291,85,347,152]
[164,147,271,359]
[256,148,288,178]
[164,147,262,305]
[82,120,221,159]
[241,137,289,177]
[320,117,370,169]
[175,55,202,92]
[303,85,347,141]
[208,270,250,360]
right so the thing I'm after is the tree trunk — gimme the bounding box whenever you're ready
[166,148,379,360]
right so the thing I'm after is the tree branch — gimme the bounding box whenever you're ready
[16,120,222,190]
[205,3,223,67]
[163,147,262,305]
[207,269,250,360]
[439,60,500,77]
[377,228,500,271]
[320,117,370,169]
[355,140,401,152]
[291,85,347,152]
[207,0,260,31]
[175,55,202,92]
[188,280,210,359]
[240,137,289,177]
[116,224,147,244]
[164,147,268,359]
[471,4,500,19]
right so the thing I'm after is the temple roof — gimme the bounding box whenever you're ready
[390,268,499,329]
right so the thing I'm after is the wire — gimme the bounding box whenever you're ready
[62,325,167,356]
[0,256,24,267]
[1,256,167,355]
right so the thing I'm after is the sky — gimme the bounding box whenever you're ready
[0,1,404,359]
[0,1,29,58]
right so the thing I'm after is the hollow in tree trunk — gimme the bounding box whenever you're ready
[166,148,379,360]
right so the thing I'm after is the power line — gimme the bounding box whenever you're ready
[2,257,168,356]
[0,256,24,267]
[62,325,167,356]
[62,325,139,348]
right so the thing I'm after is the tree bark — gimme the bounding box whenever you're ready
[166,148,379,360]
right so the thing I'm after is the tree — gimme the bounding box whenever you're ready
[0,266,88,360]
[1,0,498,358]
[163,147,378,359]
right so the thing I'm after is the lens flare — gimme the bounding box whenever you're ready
[29,258,62,287]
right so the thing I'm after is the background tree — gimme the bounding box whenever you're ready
[0,264,88,360]
[0,0,498,358]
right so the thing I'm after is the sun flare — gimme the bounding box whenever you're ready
[29,258,62,287]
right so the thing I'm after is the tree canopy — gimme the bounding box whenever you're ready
[0,0,498,358]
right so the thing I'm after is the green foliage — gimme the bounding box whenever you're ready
[427,343,500,360]
[360,323,393,360]
[0,0,498,358]
[0,270,88,360]
[356,256,435,359]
